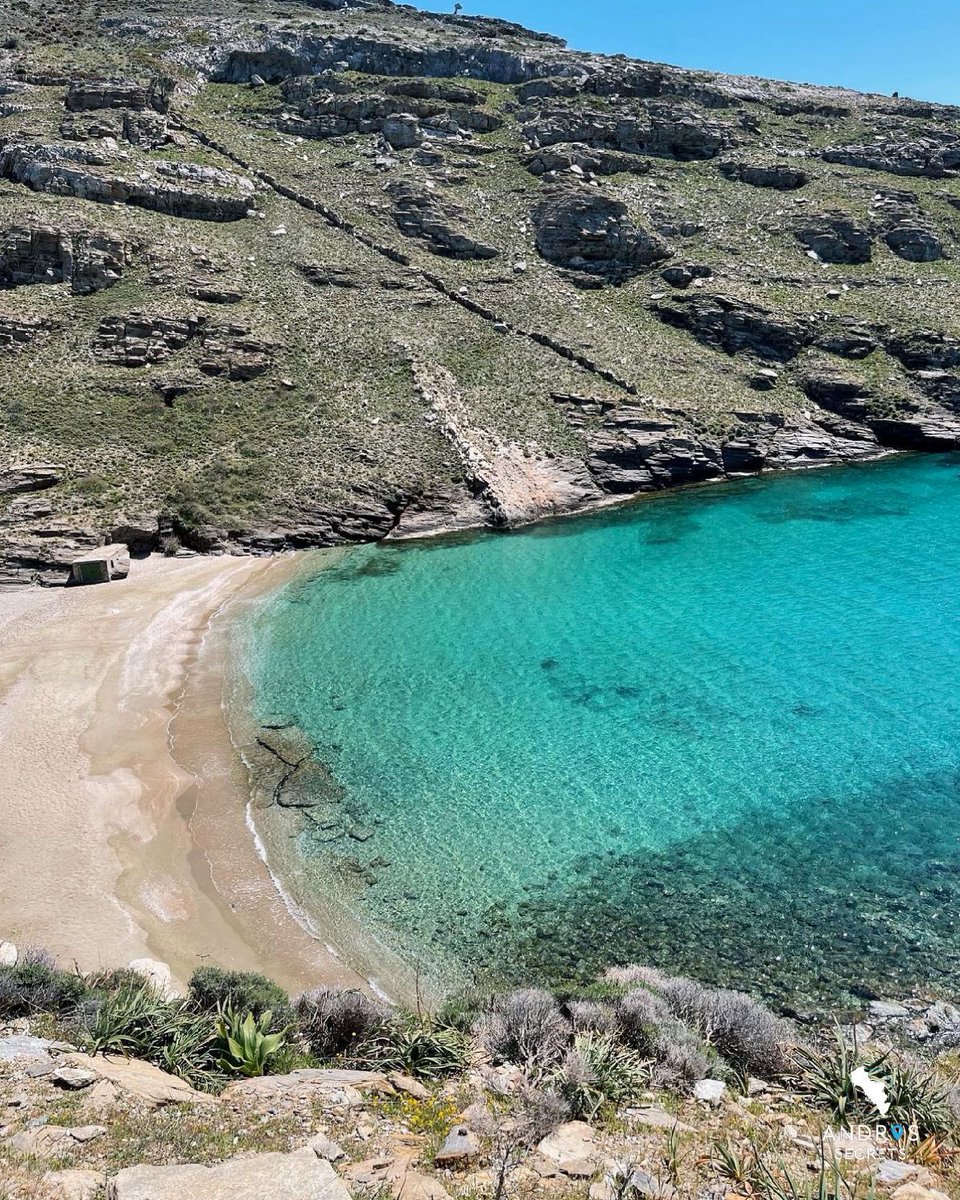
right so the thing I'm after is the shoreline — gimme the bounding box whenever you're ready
[0,553,377,996]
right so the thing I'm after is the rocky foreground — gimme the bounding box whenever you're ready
[0,0,959,582]
[1,947,959,1200]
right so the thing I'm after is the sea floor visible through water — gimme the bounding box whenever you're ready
[232,455,960,1010]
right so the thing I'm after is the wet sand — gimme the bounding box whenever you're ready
[0,554,374,995]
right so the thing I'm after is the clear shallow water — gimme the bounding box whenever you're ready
[245,456,960,1006]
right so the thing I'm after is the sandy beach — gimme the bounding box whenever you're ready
[0,554,378,996]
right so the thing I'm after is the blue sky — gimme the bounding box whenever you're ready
[416,0,960,105]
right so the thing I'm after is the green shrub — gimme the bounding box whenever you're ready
[188,967,290,1023]
[215,1006,287,1078]
[356,1013,469,1080]
[80,980,220,1091]
[0,949,89,1019]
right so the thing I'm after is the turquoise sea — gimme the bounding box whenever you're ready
[244,455,960,1007]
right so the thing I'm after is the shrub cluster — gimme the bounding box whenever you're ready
[473,967,793,1101]
[0,951,468,1092]
[0,946,88,1018]
[21,948,957,1142]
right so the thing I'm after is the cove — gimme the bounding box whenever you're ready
[243,454,960,1008]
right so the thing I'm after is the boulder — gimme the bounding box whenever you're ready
[0,1034,47,1065]
[0,940,17,965]
[876,1161,928,1186]
[536,1121,599,1177]
[434,1124,479,1165]
[51,1066,99,1090]
[386,1171,451,1200]
[309,1132,345,1162]
[62,1053,211,1108]
[127,958,179,999]
[660,263,712,288]
[382,113,422,149]
[42,1170,104,1200]
[106,1150,350,1200]
[388,1072,431,1101]
[224,1067,392,1103]
[693,1078,726,1105]
[628,1107,695,1132]
[925,1000,960,1033]
[8,1125,106,1158]
[868,1000,911,1020]
[890,1186,953,1200]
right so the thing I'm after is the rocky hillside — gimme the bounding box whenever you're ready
[2,0,960,584]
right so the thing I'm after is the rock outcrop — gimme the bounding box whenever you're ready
[532,188,671,281]
[794,214,872,264]
[388,182,498,259]
[652,294,813,361]
[524,103,729,160]
[64,78,171,113]
[718,160,808,189]
[823,135,960,178]
[0,226,127,294]
[872,193,946,262]
[0,144,255,221]
[92,313,203,366]
[524,143,652,178]
[0,313,54,350]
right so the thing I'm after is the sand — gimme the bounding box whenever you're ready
[0,554,374,996]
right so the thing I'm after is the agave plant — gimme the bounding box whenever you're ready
[215,1006,287,1078]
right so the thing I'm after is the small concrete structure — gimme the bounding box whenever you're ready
[69,543,130,585]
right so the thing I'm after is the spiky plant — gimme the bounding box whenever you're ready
[215,1006,287,1078]
[550,1031,649,1120]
